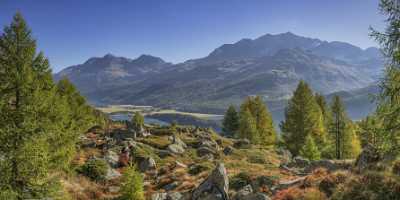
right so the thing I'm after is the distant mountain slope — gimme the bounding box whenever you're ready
[55,32,383,120]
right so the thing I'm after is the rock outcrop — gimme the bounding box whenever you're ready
[192,163,229,200]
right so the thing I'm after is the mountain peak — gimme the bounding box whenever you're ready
[133,54,166,65]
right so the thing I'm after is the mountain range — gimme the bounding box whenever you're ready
[54,32,384,121]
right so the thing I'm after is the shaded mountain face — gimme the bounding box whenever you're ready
[55,32,383,117]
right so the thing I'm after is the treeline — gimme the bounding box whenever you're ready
[222,81,362,160]
[0,13,107,199]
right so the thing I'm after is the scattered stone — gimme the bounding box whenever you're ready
[197,146,216,157]
[168,143,186,154]
[168,192,183,200]
[104,150,119,168]
[223,146,234,156]
[304,159,353,173]
[233,139,251,149]
[108,186,120,193]
[105,168,121,180]
[163,181,179,191]
[192,163,229,200]
[276,148,292,165]
[152,193,167,200]
[158,150,173,158]
[272,177,306,193]
[355,144,380,171]
[139,157,157,172]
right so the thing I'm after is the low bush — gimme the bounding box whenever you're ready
[78,159,108,181]
[119,165,145,200]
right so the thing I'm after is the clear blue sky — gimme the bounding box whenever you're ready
[0,0,385,72]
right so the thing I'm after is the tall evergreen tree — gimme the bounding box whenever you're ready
[371,0,400,154]
[280,80,326,156]
[330,95,361,159]
[238,96,276,145]
[222,105,239,136]
[238,108,258,142]
[0,13,95,199]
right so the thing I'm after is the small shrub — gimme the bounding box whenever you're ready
[78,159,108,181]
[119,165,145,200]
[230,172,252,191]
[273,187,303,200]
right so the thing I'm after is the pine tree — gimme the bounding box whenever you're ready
[300,134,321,160]
[222,105,239,137]
[120,165,145,200]
[315,93,335,158]
[280,80,326,156]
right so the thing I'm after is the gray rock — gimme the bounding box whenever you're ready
[169,135,188,148]
[168,192,184,200]
[104,150,119,168]
[355,144,380,171]
[139,157,156,172]
[152,193,167,200]
[304,159,353,173]
[163,181,179,191]
[192,163,229,200]
[276,148,292,165]
[105,168,121,180]
[233,185,253,199]
[168,143,186,154]
[158,150,173,158]
[197,146,216,157]
[223,146,234,156]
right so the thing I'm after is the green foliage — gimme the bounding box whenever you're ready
[120,165,145,200]
[392,160,400,176]
[131,112,145,132]
[78,159,108,181]
[238,96,276,145]
[357,114,385,149]
[280,80,327,156]
[300,134,321,160]
[370,0,400,155]
[222,105,239,136]
[238,108,258,143]
[331,171,400,200]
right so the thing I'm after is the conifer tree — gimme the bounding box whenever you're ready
[222,105,239,136]
[0,13,94,198]
[280,80,326,156]
[330,95,361,159]
[238,96,276,145]
[120,165,145,200]
[300,134,321,160]
[370,0,400,154]
[238,108,258,142]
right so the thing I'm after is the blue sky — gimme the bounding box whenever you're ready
[0,0,385,72]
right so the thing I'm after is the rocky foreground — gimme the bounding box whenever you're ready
[64,123,366,200]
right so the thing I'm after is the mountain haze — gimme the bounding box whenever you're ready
[55,32,383,118]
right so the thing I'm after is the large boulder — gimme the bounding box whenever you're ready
[192,163,229,200]
[139,157,157,172]
[105,168,121,180]
[104,150,119,168]
[168,143,186,154]
[355,144,380,171]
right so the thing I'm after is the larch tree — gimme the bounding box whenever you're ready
[238,96,276,145]
[280,80,326,156]
[0,13,67,199]
[330,95,361,159]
